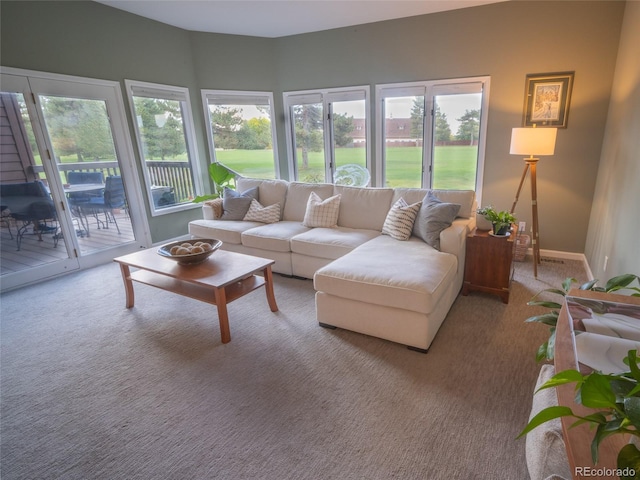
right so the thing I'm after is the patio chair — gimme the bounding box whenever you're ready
[66,171,105,237]
[67,171,104,203]
[78,175,126,234]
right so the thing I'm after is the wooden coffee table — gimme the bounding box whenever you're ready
[114,248,278,343]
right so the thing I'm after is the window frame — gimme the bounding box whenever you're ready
[201,89,280,179]
[283,85,371,183]
[125,79,204,217]
[375,76,489,200]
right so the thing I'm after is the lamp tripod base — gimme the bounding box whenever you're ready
[511,157,541,277]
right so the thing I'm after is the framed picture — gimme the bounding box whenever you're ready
[522,72,574,128]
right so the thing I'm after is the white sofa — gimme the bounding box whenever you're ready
[188,177,476,351]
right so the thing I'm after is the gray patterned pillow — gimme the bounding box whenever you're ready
[413,191,461,250]
[302,192,341,228]
[382,197,421,241]
[243,199,281,224]
[220,187,258,220]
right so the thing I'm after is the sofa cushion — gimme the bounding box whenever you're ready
[314,235,457,314]
[220,187,258,220]
[283,182,335,222]
[381,198,421,241]
[431,190,475,219]
[237,178,288,219]
[526,365,571,480]
[241,221,310,252]
[243,199,281,224]
[392,188,475,219]
[291,227,380,260]
[188,219,262,245]
[303,192,341,228]
[413,191,461,250]
[334,185,394,231]
[392,188,429,207]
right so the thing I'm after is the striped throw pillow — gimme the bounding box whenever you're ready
[382,198,422,241]
[302,192,341,228]
[243,199,281,224]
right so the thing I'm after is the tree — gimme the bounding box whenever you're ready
[293,104,323,169]
[134,98,186,160]
[434,106,452,143]
[236,117,272,150]
[455,109,480,145]
[332,113,355,147]
[410,97,424,139]
[210,106,243,149]
[41,97,115,161]
[410,99,451,143]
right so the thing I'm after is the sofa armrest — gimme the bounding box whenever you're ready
[439,219,470,258]
[202,198,223,220]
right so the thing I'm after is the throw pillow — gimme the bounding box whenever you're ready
[220,187,258,220]
[243,199,281,224]
[413,191,461,250]
[381,197,422,241]
[302,192,341,228]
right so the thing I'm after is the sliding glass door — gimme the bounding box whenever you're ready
[0,70,149,291]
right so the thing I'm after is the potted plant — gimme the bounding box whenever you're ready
[518,349,640,479]
[476,206,516,235]
[192,162,237,202]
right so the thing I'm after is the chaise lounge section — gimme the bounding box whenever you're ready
[188,177,476,351]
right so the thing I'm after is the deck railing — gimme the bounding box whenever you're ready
[32,160,196,204]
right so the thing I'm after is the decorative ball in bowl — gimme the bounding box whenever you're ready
[157,239,223,265]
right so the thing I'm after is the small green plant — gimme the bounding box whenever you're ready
[518,350,640,477]
[526,274,640,362]
[192,162,237,202]
[476,205,516,235]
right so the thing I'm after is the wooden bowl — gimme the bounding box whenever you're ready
[157,238,222,265]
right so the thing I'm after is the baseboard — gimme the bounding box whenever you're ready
[523,248,594,281]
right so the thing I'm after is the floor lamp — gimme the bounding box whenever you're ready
[509,126,557,277]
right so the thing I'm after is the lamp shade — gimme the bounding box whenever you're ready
[510,127,557,156]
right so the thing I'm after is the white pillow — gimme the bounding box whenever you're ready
[302,192,341,228]
[382,198,422,241]
[243,199,281,224]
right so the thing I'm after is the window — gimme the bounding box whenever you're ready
[125,80,202,216]
[202,90,279,179]
[284,87,370,186]
[376,78,489,196]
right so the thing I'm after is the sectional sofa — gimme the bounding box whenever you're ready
[188,177,476,351]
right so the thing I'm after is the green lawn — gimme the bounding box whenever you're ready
[216,145,478,189]
[49,145,477,190]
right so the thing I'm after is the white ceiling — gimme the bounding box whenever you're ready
[95,0,506,38]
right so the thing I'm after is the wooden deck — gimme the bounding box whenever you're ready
[0,210,134,276]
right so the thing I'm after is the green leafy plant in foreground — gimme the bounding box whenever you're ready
[192,162,237,202]
[526,274,640,362]
[518,350,640,478]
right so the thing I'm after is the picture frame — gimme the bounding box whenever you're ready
[522,72,574,128]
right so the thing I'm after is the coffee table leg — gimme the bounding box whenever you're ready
[213,286,231,343]
[264,265,278,312]
[119,263,135,308]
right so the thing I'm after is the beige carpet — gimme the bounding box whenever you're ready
[0,256,587,479]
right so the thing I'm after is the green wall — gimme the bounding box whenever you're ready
[1,0,627,255]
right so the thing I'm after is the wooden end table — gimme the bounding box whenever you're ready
[461,227,516,303]
[114,248,278,343]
